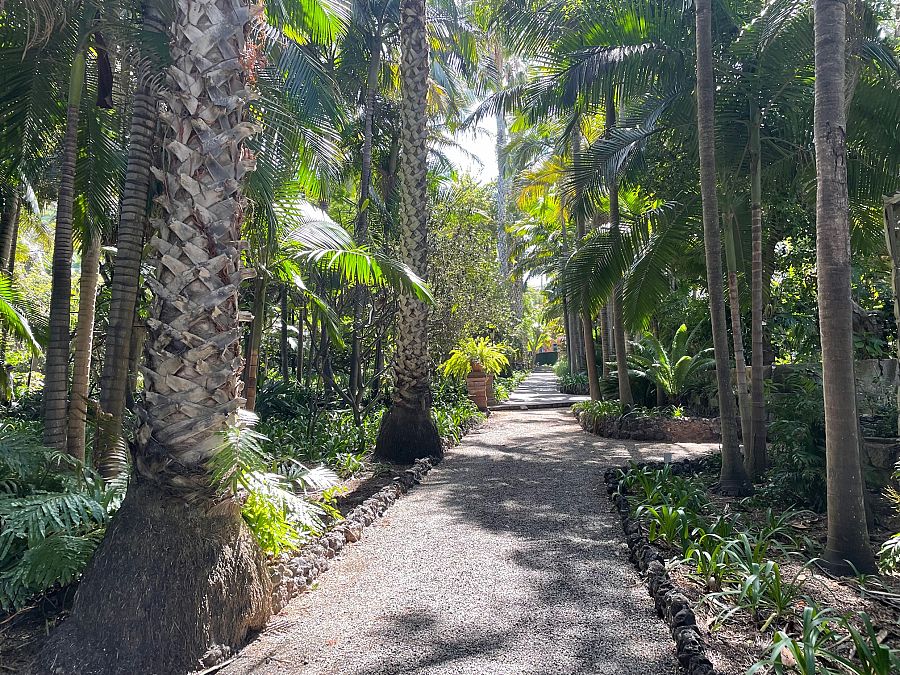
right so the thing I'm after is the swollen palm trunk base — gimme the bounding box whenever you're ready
[375,401,442,464]
[40,480,271,674]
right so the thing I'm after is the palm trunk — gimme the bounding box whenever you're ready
[599,303,611,378]
[694,0,752,495]
[43,1,271,671]
[573,126,601,400]
[723,210,752,456]
[0,192,19,271]
[66,236,102,462]
[295,301,306,382]
[375,0,441,463]
[96,54,158,475]
[606,93,634,406]
[244,276,267,411]
[44,51,86,453]
[280,286,289,381]
[748,113,768,477]
[813,0,876,573]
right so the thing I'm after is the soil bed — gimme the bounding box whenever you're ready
[614,458,900,675]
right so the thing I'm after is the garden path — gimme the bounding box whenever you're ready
[222,379,717,675]
[490,367,589,410]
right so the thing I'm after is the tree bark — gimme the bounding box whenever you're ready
[694,0,752,495]
[813,0,876,573]
[375,0,441,463]
[66,236,102,462]
[96,58,158,475]
[44,51,86,453]
[748,112,768,477]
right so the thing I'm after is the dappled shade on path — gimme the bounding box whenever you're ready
[222,407,716,675]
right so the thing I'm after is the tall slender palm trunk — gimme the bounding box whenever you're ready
[42,1,271,670]
[0,193,19,271]
[374,0,441,463]
[44,51,86,453]
[813,0,875,573]
[606,92,634,405]
[599,303,611,378]
[694,0,752,495]
[573,127,601,400]
[723,210,752,454]
[66,236,102,462]
[96,64,158,477]
[748,113,768,477]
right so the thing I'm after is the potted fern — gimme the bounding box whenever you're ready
[440,337,509,410]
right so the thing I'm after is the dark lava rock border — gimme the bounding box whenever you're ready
[604,459,717,675]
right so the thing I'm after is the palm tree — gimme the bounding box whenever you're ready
[42,1,273,669]
[95,5,164,477]
[42,47,86,452]
[694,0,752,495]
[65,235,101,462]
[813,0,876,574]
[374,0,442,463]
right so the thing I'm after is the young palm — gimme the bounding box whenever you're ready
[375,0,442,462]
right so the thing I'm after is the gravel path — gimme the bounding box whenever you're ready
[222,407,717,675]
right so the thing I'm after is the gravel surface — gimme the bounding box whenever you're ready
[222,404,717,675]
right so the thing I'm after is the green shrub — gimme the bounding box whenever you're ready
[0,423,124,611]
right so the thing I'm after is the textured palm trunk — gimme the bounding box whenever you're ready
[0,194,20,374]
[66,236,102,462]
[606,95,634,406]
[44,52,86,453]
[599,303,611,378]
[723,210,752,455]
[42,2,272,670]
[280,286,290,381]
[813,0,875,574]
[244,275,267,411]
[748,114,768,477]
[0,193,19,271]
[694,0,752,495]
[374,0,441,463]
[726,269,752,451]
[96,66,158,476]
[295,301,306,382]
[573,128,601,400]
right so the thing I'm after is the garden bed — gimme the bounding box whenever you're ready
[575,400,720,442]
[607,457,900,675]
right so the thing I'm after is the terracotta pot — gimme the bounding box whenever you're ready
[485,373,496,407]
[466,369,489,411]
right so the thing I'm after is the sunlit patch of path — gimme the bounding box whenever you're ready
[490,367,589,410]
[222,377,717,675]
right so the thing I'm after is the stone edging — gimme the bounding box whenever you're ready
[579,411,720,443]
[603,464,716,675]
[268,456,440,614]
